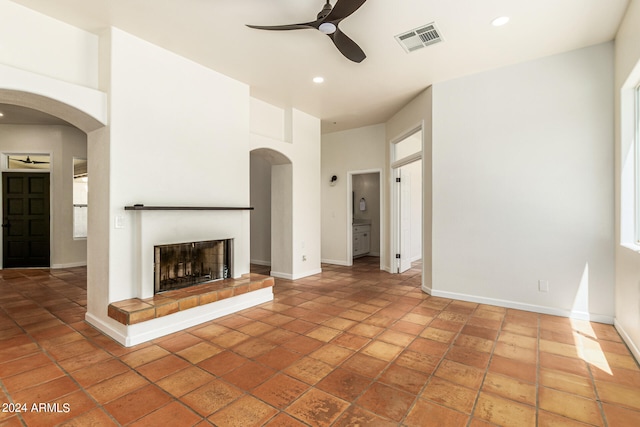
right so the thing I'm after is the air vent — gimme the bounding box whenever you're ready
[395,22,443,53]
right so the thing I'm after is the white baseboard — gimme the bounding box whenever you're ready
[86,288,274,347]
[52,261,87,269]
[614,319,640,364]
[429,289,615,325]
[271,268,323,280]
[250,259,271,266]
[321,258,351,266]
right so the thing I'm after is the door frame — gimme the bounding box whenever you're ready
[390,125,423,274]
[1,152,54,269]
[346,169,384,269]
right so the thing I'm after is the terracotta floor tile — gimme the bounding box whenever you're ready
[261,328,299,344]
[482,372,536,405]
[282,319,318,334]
[591,364,640,388]
[128,401,202,427]
[223,360,276,390]
[103,384,172,425]
[208,394,278,426]
[86,370,148,403]
[197,350,248,376]
[453,334,494,353]
[306,326,342,342]
[0,352,52,378]
[407,337,449,358]
[46,339,98,361]
[332,332,370,351]
[58,347,113,372]
[537,410,599,426]
[322,317,357,331]
[120,345,171,368]
[445,346,491,370]
[177,341,223,364]
[333,405,398,427]
[284,356,333,385]
[602,403,640,427]
[154,332,203,352]
[540,352,590,378]
[309,343,353,366]
[256,346,304,370]
[60,408,120,427]
[238,320,276,337]
[379,363,430,394]
[209,330,251,348]
[421,377,478,414]
[2,363,66,394]
[539,368,596,399]
[252,373,310,409]
[473,392,535,426]
[435,359,485,390]
[135,354,191,382]
[181,380,243,417]
[316,368,371,401]
[348,323,384,338]
[281,335,324,355]
[361,340,403,362]
[356,382,415,422]
[595,380,640,411]
[21,389,96,427]
[546,386,604,426]
[156,366,215,397]
[342,353,389,379]
[287,388,350,427]
[405,399,469,427]
[264,413,308,426]
[493,342,537,364]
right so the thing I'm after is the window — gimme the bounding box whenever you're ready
[7,154,50,170]
[73,158,88,239]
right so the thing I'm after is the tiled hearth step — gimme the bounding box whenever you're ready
[107,273,274,325]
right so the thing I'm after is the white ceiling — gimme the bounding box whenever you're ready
[7,0,630,132]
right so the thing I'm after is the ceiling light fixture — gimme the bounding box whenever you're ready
[492,16,510,27]
[0,112,4,117]
[318,22,337,34]
[313,76,325,84]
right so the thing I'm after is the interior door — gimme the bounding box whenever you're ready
[2,173,50,268]
[399,168,412,273]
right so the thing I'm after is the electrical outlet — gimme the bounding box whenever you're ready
[538,280,549,293]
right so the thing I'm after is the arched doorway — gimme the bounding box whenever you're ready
[0,86,107,269]
[249,148,293,278]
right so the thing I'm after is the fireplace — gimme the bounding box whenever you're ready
[154,239,233,293]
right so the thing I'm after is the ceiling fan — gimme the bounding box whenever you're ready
[247,0,368,63]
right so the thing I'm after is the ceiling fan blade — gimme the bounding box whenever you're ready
[329,27,366,63]
[325,0,367,22]
[246,22,316,31]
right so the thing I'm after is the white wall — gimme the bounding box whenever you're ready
[431,42,615,322]
[250,98,322,280]
[386,88,433,282]
[321,124,386,266]
[614,0,640,361]
[0,124,87,268]
[0,0,98,89]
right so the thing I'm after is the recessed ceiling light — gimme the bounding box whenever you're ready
[313,76,325,84]
[491,16,510,27]
[0,112,4,117]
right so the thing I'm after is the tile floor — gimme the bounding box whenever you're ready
[1,257,639,426]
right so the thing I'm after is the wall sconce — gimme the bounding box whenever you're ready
[330,175,338,186]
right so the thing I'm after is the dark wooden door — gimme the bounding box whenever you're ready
[2,173,50,268]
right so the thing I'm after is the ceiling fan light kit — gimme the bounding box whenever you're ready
[246,0,368,63]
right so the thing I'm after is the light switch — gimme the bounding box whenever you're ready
[115,215,125,229]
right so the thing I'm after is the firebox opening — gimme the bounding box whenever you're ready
[154,239,233,293]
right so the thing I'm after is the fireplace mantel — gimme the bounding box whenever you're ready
[125,204,254,211]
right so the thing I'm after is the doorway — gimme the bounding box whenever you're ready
[2,172,50,267]
[391,128,423,274]
[348,170,382,267]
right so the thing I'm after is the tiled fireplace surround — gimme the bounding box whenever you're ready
[98,208,274,347]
